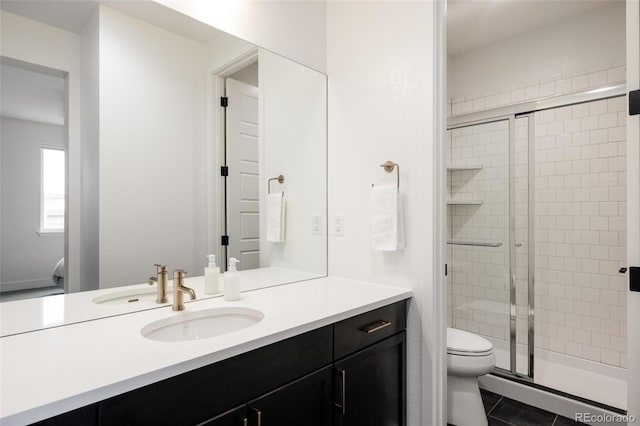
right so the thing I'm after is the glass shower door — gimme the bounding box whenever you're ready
[514,115,532,377]
[447,119,515,372]
[447,88,629,405]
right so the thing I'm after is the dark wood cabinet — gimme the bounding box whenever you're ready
[30,404,98,426]
[30,300,408,426]
[334,332,406,426]
[199,405,247,426]
[247,366,333,426]
[99,326,332,426]
[200,366,333,426]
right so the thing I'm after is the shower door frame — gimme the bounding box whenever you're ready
[446,113,531,380]
[447,83,627,383]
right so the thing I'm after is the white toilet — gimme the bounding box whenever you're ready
[447,327,495,426]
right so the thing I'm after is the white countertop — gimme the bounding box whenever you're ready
[0,276,411,425]
[0,267,322,337]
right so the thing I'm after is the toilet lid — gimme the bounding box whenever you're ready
[447,328,493,354]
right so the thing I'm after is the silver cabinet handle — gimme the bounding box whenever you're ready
[251,407,262,426]
[334,369,346,415]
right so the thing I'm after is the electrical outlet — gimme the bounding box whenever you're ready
[312,214,322,235]
[333,214,344,237]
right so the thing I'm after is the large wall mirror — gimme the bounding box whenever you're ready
[0,1,327,332]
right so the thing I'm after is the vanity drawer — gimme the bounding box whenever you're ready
[99,326,332,426]
[333,300,407,360]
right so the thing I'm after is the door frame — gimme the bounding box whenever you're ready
[208,49,259,271]
[441,0,640,418]
[0,57,71,294]
[625,0,639,419]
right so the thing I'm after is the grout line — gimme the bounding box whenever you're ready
[486,395,503,416]
[488,414,517,426]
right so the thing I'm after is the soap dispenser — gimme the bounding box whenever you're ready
[204,254,220,295]
[224,258,241,301]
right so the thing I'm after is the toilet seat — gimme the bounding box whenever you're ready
[448,348,493,357]
[447,327,493,356]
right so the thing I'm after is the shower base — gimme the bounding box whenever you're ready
[488,337,626,411]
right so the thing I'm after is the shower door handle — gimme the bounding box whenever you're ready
[629,89,639,116]
[630,267,640,292]
[510,275,517,317]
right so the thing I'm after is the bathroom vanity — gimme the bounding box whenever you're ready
[0,278,410,426]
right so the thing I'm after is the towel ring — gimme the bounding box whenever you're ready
[268,175,285,193]
[372,161,399,188]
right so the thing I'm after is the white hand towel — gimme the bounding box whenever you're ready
[267,192,286,242]
[371,185,405,251]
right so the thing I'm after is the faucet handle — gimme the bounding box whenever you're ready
[173,269,187,281]
[154,264,167,273]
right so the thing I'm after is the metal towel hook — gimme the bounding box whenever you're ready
[268,175,285,193]
[372,161,400,188]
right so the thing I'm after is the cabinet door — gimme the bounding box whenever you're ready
[199,404,247,426]
[247,366,333,426]
[334,332,406,426]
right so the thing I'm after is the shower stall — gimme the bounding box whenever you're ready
[446,84,628,411]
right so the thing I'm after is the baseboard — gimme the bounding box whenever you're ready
[0,278,53,293]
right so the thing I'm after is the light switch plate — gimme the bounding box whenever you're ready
[333,214,344,237]
[312,214,322,235]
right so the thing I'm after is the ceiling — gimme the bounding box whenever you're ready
[0,0,99,34]
[448,0,624,56]
[0,0,241,125]
[1,62,66,126]
[0,0,231,43]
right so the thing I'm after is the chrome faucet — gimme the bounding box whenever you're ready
[172,269,196,311]
[148,264,168,304]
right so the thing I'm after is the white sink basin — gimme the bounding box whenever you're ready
[92,288,167,305]
[140,306,264,342]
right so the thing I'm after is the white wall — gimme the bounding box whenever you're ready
[258,49,327,275]
[0,10,83,292]
[207,35,255,73]
[80,8,100,292]
[448,2,626,101]
[326,2,441,424]
[98,6,209,287]
[0,117,65,291]
[153,0,326,73]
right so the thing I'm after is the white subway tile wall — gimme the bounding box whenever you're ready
[447,62,627,369]
[533,97,627,367]
[449,64,626,118]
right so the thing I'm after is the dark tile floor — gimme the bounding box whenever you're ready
[481,389,586,426]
